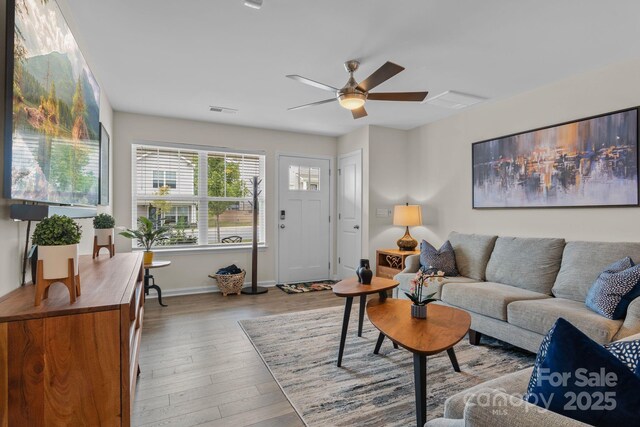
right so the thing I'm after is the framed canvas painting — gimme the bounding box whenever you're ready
[99,123,109,205]
[472,108,639,208]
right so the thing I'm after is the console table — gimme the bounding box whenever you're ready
[0,253,145,426]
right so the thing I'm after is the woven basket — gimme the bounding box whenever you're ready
[210,270,246,296]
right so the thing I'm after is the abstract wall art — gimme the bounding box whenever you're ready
[472,108,638,208]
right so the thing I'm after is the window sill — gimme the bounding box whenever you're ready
[132,244,268,255]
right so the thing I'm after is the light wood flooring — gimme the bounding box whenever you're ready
[133,289,345,427]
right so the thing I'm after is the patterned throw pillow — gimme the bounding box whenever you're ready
[419,240,458,276]
[525,319,640,426]
[605,339,640,376]
[585,257,640,319]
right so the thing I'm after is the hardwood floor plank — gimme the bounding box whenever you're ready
[245,411,305,427]
[218,390,287,418]
[133,289,344,427]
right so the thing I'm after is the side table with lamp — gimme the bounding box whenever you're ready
[375,203,422,278]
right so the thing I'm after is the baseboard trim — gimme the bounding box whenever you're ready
[145,280,278,298]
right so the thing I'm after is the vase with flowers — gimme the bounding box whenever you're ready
[405,267,444,319]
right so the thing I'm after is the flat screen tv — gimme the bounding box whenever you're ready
[3,0,101,206]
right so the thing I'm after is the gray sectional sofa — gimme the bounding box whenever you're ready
[393,232,640,353]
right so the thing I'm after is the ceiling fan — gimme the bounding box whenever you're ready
[286,60,428,119]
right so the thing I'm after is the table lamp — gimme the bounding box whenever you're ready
[393,203,422,251]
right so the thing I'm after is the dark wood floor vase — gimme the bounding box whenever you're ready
[0,253,145,427]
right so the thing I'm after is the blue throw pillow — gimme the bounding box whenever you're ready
[605,339,640,376]
[585,257,640,319]
[525,318,640,426]
[419,240,458,276]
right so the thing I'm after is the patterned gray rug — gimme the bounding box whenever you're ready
[239,305,535,426]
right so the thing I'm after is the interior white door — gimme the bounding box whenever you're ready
[278,155,331,284]
[337,151,362,279]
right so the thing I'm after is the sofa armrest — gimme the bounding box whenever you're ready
[401,254,420,274]
[464,389,590,427]
[614,296,640,340]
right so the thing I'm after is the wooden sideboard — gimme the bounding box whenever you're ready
[0,252,144,427]
[375,248,420,279]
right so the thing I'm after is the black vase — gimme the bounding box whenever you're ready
[356,259,370,283]
[360,266,373,284]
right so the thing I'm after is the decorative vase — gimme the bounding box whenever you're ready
[143,251,154,265]
[95,228,115,246]
[360,265,373,285]
[356,259,370,284]
[411,304,427,319]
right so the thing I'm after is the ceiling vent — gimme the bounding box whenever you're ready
[424,90,487,109]
[209,106,238,114]
[244,0,263,9]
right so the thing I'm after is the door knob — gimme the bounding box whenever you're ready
[280,224,285,229]
[353,225,360,230]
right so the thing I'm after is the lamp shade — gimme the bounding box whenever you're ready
[393,204,422,226]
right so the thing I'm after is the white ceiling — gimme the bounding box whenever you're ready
[64,0,640,137]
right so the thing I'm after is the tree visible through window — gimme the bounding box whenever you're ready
[133,145,265,248]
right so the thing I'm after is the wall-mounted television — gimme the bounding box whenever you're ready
[3,0,101,206]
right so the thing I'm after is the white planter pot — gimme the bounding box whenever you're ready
[95,228,115,246]
[38,244,79,280]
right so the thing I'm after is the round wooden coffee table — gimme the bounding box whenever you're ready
[332,276,399,367]
[367,298,471,427]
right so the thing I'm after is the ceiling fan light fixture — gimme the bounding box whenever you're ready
[338,92,366,110]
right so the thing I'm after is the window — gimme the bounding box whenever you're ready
[289,165,320,191]
[133,144,265,248]
[152,171,177,189]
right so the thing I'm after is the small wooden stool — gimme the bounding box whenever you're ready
[35,259,81,306]
[93,235,115,258]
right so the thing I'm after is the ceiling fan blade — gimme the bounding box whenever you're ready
[351,106,368,119]
[286,75,338,92]
[288,98,337,111]
[357,62,405,92]
[367,91,428,102]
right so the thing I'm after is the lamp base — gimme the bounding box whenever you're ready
[397,227,418,251]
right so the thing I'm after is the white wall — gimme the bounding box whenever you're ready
[368,126,410,263]
[337,125,411,273]
[113,112,337,293]
[0,0,114,297]
[407,57,640,247]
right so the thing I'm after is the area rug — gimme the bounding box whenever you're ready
[239,305,535,426]
[276,280,338,294]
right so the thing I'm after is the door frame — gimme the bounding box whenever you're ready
[337,149,363,279]
[275,152,335,284]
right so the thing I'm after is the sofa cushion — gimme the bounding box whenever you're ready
[394,272,477,300]
[419,240,459,276]
[441,282,550,321]
[525,318,640,426]
[508,298,623,344]
[585,257,640,319]
[553,241,640,302]
[448,232,498,281]
[485,236,565,294]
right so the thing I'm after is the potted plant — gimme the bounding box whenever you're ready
[119,216,170,265]
[32,215,83,281]
[93,213,116,246]
[406,268,444,318]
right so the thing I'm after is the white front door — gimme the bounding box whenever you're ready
[337,150,362,279]
[278,155,331,284]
